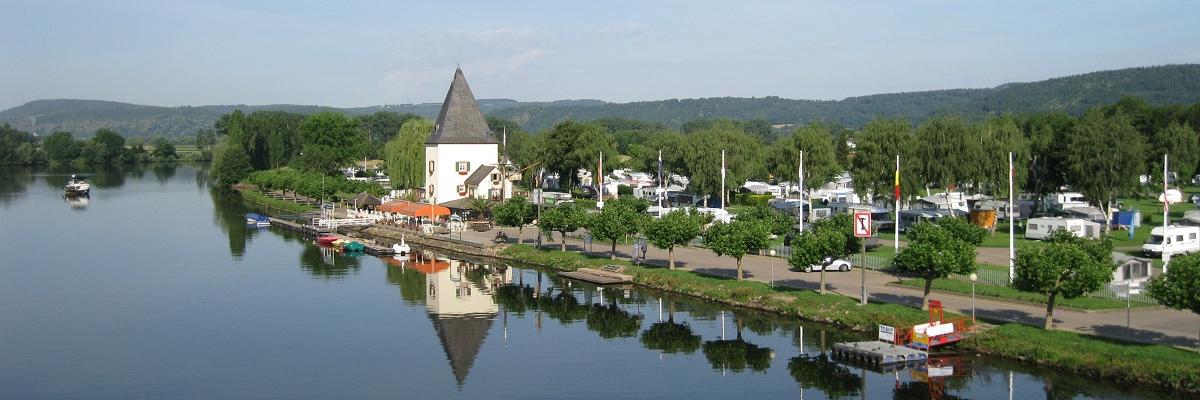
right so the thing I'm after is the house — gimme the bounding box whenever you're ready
[424,69,513,205]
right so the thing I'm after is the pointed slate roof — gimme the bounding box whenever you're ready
[429,314,494,386]
[427,69,497,145]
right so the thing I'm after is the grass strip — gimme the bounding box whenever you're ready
[892,278,1156,310]
[239,189,315,214]
[962,324,1200,395]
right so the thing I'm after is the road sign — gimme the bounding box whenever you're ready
[878,324,895,342]
[853,211,872,238]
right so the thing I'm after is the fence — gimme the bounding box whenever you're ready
[945,267,1161,305]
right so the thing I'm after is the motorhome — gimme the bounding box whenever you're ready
[1142,225,1200,257]
[827,203,893,230]
[916,192,969,214]
[1046,192,1089,212]
[1024,217,1103,240]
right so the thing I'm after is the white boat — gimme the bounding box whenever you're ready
[392,236,411,256]
[64,175,90,196]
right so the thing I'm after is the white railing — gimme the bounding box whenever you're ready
[313,217,381,229]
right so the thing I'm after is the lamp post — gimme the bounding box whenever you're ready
[769,249,777,287]
[969,273,978,322]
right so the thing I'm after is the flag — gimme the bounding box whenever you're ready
[894,168,900,199]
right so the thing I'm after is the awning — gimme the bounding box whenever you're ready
[379,201,451,218]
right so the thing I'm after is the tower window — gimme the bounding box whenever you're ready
[456,161,470,175]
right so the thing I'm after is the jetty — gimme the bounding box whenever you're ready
[268,217,393,256]
[558,265,633,285]
[832,341,928,368]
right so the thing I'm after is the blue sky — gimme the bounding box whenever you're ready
[2,0,1198,110]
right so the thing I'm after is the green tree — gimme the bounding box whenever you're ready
[893,222,978,309]
[1022,112,1073,209]
[849,117,917,203]
[704,219,770,281]
[296,112,367,174]
[587,197,649,259]
[789,213,861,294]
[538,203,586,251]
[914,115,973,191]
[644,208,705,269]
[970,115,1030,195]
[1064,110,1145,219]
[683,120,764,204]
[150,137,176,160]
[466,197,494,219]
[195,128,216,152]
[540,120,616,190]
[767,123,840,193]
[361,111,418,152]
[1147,253,1200,348]
[936,216,987,246]
[493,195,535,243]
[43,131,81,163]
[734,205,792,236]
[88,128,128,164]
[1013,230,1116,329]
[210,141,254,187]
[701,318,773,372]
[1148,122,1199,180]
[384,118,433,189]
[788,354,861,398]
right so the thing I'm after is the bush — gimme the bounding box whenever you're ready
[617,184,633,196]
[244,168,385,200]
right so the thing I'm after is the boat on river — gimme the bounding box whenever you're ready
[316,235,339,246]
[245,213,271,227]
[64,175,90,196]
[392,236,410,256]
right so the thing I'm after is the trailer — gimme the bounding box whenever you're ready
[1142,225,1200,257]
[1024,217,1103,240]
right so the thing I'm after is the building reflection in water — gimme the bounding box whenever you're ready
[396,251,510,386]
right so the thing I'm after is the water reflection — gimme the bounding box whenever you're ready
[640,301,701,354]
[789,353,862,398]
[63,194,89,210]
[702,315,774,373]
[414,252,509,386]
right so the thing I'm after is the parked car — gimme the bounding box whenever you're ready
[801,257,853,273]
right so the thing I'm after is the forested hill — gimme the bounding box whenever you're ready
[3,64,1198,137]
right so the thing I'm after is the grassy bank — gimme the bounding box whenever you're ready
[239,190,315,214]
[499,243,1199,396]
[892,278,1157,310]
[500,244,934,332]
[962,324,1200,394]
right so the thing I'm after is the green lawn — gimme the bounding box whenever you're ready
[893,278,1156,310]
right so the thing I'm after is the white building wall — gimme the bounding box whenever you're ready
[425,143,498,204]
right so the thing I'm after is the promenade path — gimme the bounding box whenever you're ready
[457,227,1200,349]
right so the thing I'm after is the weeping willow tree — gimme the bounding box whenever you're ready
[384,118,433,189]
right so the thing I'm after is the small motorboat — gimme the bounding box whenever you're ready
[317,235,339,246]
[331,239,347,250]
[245,213,271,227]
[392,236,411,256]
[64,175,90,196]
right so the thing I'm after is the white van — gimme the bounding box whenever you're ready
[1024,217,1103,240]
[1142,225,1200,257]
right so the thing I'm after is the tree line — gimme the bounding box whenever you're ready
[0,124,200,166]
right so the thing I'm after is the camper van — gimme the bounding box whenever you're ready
[1142,225,1200,257]
[1046,192,1089,212]
[1024,217,1103,240]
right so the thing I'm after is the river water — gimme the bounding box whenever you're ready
[0,165,1171,399]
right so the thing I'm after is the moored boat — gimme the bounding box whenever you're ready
[316,235,339,246]
[245,213,271,227]
[343,241,365,252]
[64,175,90,196]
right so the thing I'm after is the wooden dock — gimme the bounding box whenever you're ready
[832,341,927,368]
[268,217,329,235]
[557,266,633,285]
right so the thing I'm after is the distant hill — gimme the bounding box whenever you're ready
[2,64,1198,137]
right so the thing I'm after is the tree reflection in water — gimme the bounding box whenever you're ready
[384,262,428,304]
[585,297,642,339]
[299,245,361,279]
[640,301,701,354]
[892,381,967,400]
[788,353,862,398]
[702,317,773,373]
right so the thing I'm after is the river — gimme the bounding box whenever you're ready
[0,164,1170,399]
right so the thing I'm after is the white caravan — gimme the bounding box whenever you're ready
[1142,225,1200,257]
[1024,217,1103,240]
[1046,192,1089,211]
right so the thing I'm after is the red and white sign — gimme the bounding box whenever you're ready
[853,211,872,238]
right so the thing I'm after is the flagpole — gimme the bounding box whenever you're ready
[597,151,604,209]
[720,149,726,210]
[658,149,664,217]
[1009,151,1015,283]
[894,154,900,254]
[1164,153,1170,272]
[798,150,804,235]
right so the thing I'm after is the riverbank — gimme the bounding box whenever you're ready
[238,189,315,214]
[494,244,1200,396]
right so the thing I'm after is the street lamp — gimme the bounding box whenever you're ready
[769,249,777,287]
[969,273,978,322]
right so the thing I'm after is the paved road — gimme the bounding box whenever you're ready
[460,227,1200,349]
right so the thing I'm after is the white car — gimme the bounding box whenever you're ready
[801,258,853,273]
